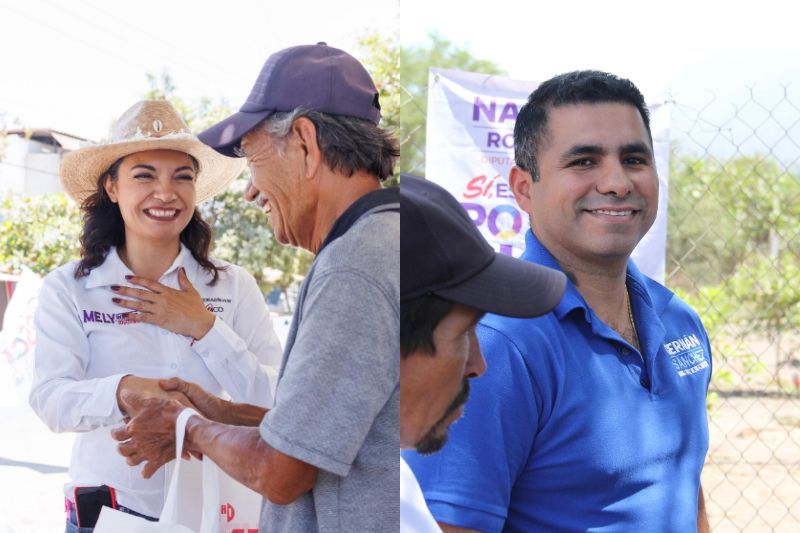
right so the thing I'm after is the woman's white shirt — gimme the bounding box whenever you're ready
[29,245,282,517]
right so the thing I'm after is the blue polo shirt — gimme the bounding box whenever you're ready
[403,231,711,532]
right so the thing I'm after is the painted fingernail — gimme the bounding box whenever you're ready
[112,297,121,303]
[110,285,120,291]
[125,275,133,280]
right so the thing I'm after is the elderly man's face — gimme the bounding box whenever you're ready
[240,127,316,251]
[400,303,486,454]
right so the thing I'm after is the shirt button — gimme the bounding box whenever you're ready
[170,363,177,370]
[620,347,629,356]
[161,330,168,336]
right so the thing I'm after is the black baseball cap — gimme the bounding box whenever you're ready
[401,174,566,318]
[199,42,381,157]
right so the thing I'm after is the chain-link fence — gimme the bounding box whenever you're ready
[670,85,800,532]
[401,80,800,531]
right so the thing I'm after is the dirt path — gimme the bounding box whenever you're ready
[704,395,800,531]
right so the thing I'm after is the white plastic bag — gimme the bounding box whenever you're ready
[169,439,263,532]
[95,409,219,533]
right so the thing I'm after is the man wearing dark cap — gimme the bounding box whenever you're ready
[404,71,711,532]
[399,174,565,532]
[112,43,400,532]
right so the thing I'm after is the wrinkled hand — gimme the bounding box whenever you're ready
[244,178,268,210]
[117,375,194,417]
[111,393,199,479]
[160,377,232,424]
[111,267,215,339]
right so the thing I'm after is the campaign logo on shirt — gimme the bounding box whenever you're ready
[663,334,709,377]
[82,309,136,326]
[203,296,230,314]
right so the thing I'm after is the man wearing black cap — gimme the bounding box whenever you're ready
[112,43,400,532]
[404,71,711,532]
[399,175,565,532]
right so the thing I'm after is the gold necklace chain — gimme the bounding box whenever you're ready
[625,289,641,352]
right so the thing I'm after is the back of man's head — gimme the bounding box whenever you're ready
[514,70,651,181]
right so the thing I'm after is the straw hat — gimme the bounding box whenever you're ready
[60,100,245,204]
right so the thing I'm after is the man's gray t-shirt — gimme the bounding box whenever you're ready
[259,204,399,533]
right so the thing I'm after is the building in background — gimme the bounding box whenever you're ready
[0,128,90,196]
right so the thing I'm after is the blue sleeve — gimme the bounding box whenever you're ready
[402,322,540,533]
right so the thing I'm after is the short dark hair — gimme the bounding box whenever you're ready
[260,108,399,181]
[400,294,455,358]
[514,70,651,181]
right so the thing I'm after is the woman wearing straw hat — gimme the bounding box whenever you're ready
[28,100,283,531]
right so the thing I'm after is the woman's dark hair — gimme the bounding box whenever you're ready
[74,154,225,285]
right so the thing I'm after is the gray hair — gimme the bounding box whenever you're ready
[246,107,399,181]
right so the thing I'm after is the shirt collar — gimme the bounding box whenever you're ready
[521,230,654,321]
[319,187,399,254]
[84,243,196,289]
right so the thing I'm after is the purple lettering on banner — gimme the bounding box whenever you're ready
[461,203,486,227]
[500,244,513,256]
[473,97,496,122]
[487,132,501,148]
[496,183,511,198]
[498,102,519,123]
[82,310,95,323]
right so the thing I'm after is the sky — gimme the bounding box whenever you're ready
[401,0,800,100]
[0,0,399,140]
[401,0,800,167]
[1,0,798,166]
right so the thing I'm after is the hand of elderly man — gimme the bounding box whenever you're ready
[160,377,270,428]
[159,377,232,425]
[111,392,200,479]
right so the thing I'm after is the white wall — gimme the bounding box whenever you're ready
[0,136,63,196]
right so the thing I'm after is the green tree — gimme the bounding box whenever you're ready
[668,153,800,390]
[667,154,800,290]
[356,29,401,186]
[0,193,81,275]
[400,32,504,174]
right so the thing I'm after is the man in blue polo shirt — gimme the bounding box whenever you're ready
[403,70,712,532]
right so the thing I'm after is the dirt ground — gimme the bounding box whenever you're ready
[704,394,800,531]
[703,345,800,533]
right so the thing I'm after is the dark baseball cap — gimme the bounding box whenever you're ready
[199,42,381,157]
[401,174,566,318]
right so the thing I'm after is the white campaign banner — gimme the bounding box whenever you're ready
[425,68,670,283]
[0,269,42,407]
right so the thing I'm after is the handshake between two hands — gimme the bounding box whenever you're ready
[111,376,226,479]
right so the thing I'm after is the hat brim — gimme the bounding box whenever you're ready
[59,135,246,205]
[198,110,275,157]
[434,253,567,318]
